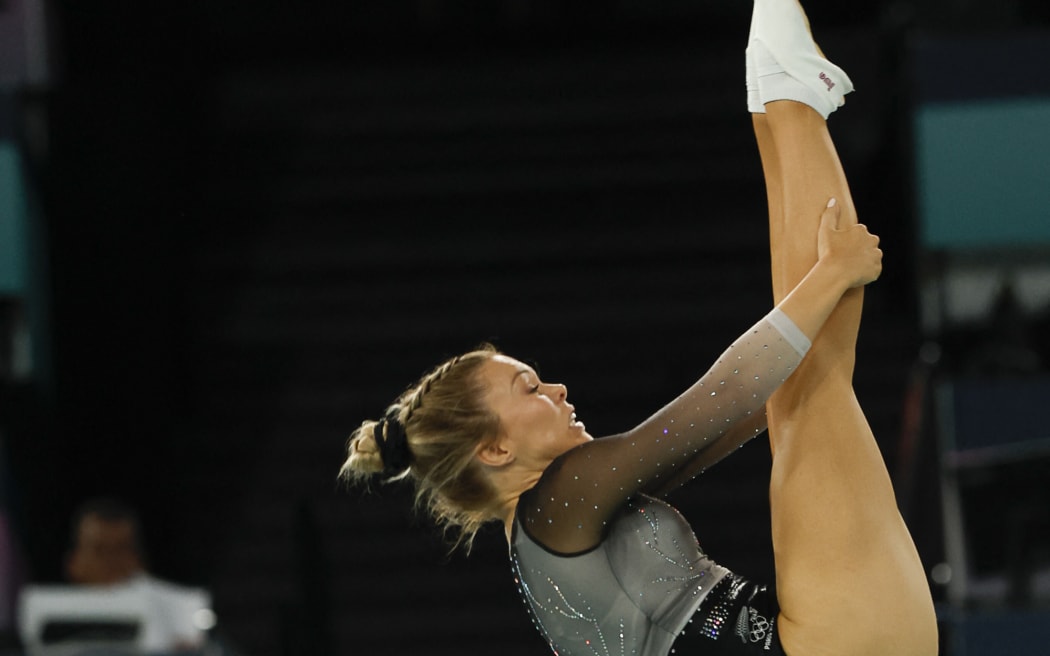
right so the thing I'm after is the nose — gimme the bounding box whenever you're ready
[547,383,567,403]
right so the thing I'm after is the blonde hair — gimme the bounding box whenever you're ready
[340,344,502,551]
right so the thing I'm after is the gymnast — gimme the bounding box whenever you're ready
[340,1,939,653]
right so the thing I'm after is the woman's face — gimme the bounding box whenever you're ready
[479,354,592,469]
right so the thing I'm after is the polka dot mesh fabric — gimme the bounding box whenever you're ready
[510,308,808,655]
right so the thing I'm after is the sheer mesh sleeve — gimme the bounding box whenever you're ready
[517,308,810,554]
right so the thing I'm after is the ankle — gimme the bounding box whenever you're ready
[764,98,827,125]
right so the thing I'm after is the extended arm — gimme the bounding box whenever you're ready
[640,410,767,498]
[519,200,881,554]
[637,199,881,497]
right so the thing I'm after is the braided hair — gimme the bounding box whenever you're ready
[340,343,502,551]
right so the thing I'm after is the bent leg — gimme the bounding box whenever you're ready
[755,100,938,656]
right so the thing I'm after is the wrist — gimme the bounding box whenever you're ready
[776,258,851,342]
[811,258,851,297]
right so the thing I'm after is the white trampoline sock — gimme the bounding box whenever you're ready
[746,55,764,114]
[745,9,765,114]
[748,0,853,118]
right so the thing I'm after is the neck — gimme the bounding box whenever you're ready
[488,466,544,545]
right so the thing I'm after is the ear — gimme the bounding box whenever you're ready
[475,436,515,467]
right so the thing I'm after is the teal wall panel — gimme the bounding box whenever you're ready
[915,98,1050,251]
[0,141,28,295]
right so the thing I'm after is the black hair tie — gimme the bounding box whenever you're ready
[374,411,412,474]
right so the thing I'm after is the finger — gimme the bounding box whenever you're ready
[833,197,859,228]
[820,197,841,231]
[853,224,878,244]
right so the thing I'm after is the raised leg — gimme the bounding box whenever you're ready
[755,100,938,656]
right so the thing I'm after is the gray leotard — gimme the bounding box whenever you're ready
[509,308,809,656]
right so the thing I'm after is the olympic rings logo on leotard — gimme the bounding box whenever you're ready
[748,608,770,642]
[735,606,771,644]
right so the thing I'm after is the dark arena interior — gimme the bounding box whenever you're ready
[2,1,1050,655]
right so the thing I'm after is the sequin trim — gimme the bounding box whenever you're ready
[698,574,749,640]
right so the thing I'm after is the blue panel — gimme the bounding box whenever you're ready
[947,376,1050,452]
[949,609,1050,656]
[911,32,1050,104]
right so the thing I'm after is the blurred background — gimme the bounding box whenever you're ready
[2,0,1049,655]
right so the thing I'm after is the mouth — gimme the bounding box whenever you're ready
[570,412,585,429]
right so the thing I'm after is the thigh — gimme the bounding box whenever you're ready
[768,386,939,656]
